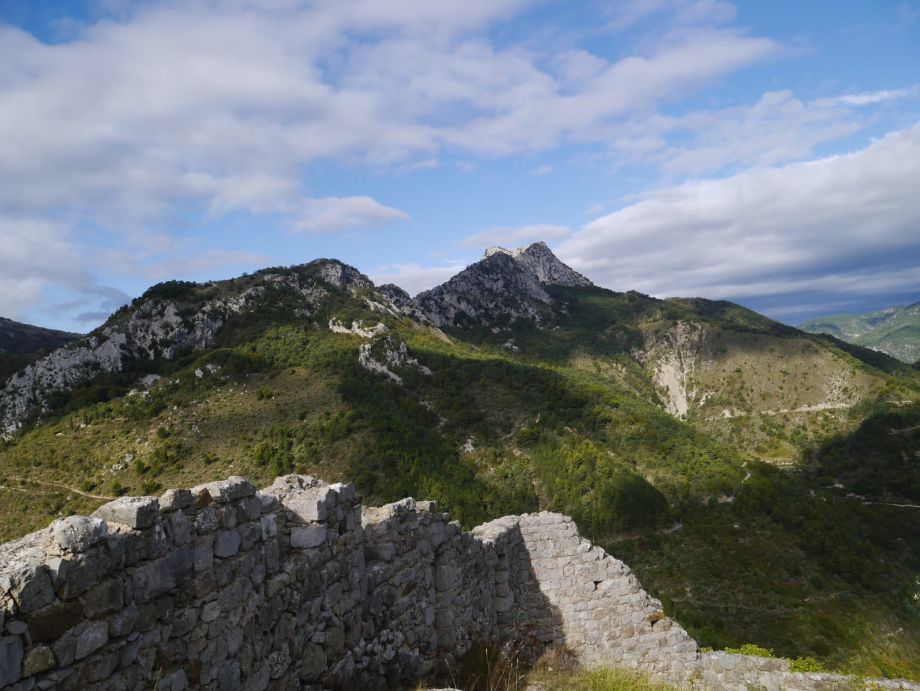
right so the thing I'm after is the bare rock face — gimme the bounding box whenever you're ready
[487,241,592,288]
[411,242,591,329]
[0,259,379,436]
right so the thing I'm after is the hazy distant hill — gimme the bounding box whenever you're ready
[1,244,918,679]
[800,301,920,363]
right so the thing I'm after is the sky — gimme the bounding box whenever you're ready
[1,0,918,333]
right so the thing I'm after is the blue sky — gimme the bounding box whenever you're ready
[1,0,918,332]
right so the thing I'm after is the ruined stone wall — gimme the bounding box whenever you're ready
[1,474,918,691]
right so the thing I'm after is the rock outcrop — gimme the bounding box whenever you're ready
[411,242,589,329]
[1,474,916,690]
[0,260,381,437]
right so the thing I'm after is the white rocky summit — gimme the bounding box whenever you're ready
[484,241,592,288]
[411,242,591,328]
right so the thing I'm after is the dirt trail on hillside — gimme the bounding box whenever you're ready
[1,476,113,500]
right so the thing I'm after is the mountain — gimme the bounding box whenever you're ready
[0,316,80,384]
[800,301,920,363]
[1,243,919,680]
[0,316,79,354]
[411,241,591,328]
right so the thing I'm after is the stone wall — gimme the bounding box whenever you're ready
[0,474,917,690]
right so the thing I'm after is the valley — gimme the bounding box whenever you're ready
[1,244,918,681]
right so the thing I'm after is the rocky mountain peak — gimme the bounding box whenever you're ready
[409,241,592,328]
[483,242,591,287]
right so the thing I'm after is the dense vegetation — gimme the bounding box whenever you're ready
[1,268,918,681]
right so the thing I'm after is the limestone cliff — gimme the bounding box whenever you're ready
[0,260,388,437]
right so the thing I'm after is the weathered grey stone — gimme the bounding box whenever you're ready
[282,489,330,523]
[51,516,108,553]
[239,497,262,521]
[5,620,27,636]
[290,526,326,549]
[259,514,277,541]
[200,601,220,623]
[190,477,255,504]
[93,496,159,529]
[74,620,108,659]
[108,605,139,638]
[157,668,188,690]
[131,547,193,603]
[169,511,191,547]
[8,566,55,615]
[59,546,116,600]
[214,530,241,558]
[80,578,123,618]
[45,557,67,590]
[194,507,220,534]
[299,643,326,681]
[26,600,82,643]
[0,635,23,686]
[21,644,55,677]
[158,489,193,512]
[193,537,213,573]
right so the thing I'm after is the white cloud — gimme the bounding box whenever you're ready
[530,164,554,176]
[606,0,737,31]
[293,197,409,234]
[0,216,129,324]
[370,261,469,296]
[461,224,571,248]
[827,88,915,106]
[0,1,781,229]
[606,86,920,176]
[559,123,920,315]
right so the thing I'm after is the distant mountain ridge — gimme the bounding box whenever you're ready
[0,316,79,354]
[800,301,920,363]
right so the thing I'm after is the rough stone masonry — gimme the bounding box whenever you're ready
[0,474,917,690]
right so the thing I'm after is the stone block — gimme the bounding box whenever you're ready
[74,620,108,659]
[8,566,55,615]
[21,644,55,677]
[239,497,262,521]
[260,514,277,541]
[157,668,189,690]
[131,547,193,603]
[93,496,159,529]
[201,601,221,623]
[238,523,261,552]
[51,516,108,553]
[108,606,139,638]
[26,599,82,643]
[329,483,355,503]
[291,526,326,549]
[0,635,23,687]
[80,578,123,618]
[434,564,457,592]
[190,477,255,504]
[158,489,194,512]
[194,507,220,534]
[165,511,190,548]
[194,537,213,573]
[282,486,335,523]
[214,530,241,558]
